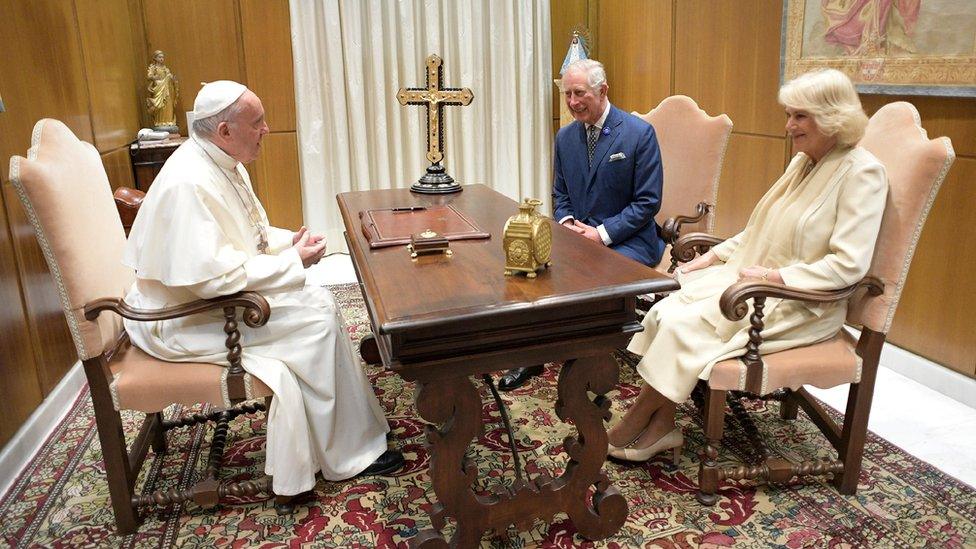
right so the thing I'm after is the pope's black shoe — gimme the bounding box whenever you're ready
[497,364,544,392]
[274,490,314,515]
[359,449,405,477]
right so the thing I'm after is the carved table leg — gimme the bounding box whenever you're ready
[554,355,628,540]
[413,375,491,548]
[409,354,627,547]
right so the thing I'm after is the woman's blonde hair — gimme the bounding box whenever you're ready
[778,69,868,147]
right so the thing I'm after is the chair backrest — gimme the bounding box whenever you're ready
[633,95,733,233]
[9,119,134,360]
[847,102,955,334]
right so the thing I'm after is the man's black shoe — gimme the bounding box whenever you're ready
[359,449,404,477]
[497,364,544,392]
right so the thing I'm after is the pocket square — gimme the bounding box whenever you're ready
[609,152,627,162]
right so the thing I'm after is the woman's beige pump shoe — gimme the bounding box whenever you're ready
[608,429,683,466]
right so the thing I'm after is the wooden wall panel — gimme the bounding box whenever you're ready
[2,185,77,394]
[550,0,590,123]
[128,0,150,129]
[887,158,976,377]
[249,132,303,231]
[597,0,672,114]
[713,134,789,238]
[0,0,90,404]
[101,147,136,191]
[240,0,296,132]
[75,0,142,152]
[673,0,784,137]
[0,190,44,448]
[142,0,244,135]
[0,0,93,182]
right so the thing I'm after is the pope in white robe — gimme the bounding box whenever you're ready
[121,81,393,497]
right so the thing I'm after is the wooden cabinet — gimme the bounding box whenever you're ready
[128,136,186,191]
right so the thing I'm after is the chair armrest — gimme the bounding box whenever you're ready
[114,187,145,235]
[661,201,713,244]
[85,292,271,380]
[85,291,271,328]
[669,231,726,273]
[718,277,884,322]
[716,276,884,386]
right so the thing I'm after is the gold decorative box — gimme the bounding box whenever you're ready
[503,198,552,278]
[407,229,452,258]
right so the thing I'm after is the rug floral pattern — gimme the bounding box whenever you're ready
[2,283,974,548]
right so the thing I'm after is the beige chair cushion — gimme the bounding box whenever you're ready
[634,95,732,234]
[709,331,862,394]
[9,119,133,360]
[110,345,272,413]
[847,102,954,333]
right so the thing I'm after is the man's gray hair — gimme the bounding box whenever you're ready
[563,59,607,90]
[191,97,247,138]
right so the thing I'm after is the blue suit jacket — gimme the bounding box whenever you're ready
[552,104,665,266]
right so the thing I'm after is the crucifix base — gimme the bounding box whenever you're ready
[411,163,462,194]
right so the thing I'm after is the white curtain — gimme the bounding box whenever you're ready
[289,0,553,250]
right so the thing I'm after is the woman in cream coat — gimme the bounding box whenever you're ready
[608,69,888,462]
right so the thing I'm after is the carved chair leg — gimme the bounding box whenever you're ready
[779,390,799,421]
[697,387,727,505]
[834,381,872,495]
[359,333,381,365]
[93,408,141,534]
[834,329,883,495]
[150,411,167,454]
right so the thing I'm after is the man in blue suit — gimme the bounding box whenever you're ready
[499,58,665,391]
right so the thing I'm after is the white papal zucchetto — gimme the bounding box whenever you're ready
[192,80,248,120]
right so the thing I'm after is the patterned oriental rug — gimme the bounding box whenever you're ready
[2,283,974,548]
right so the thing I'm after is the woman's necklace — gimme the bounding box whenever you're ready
[195,137,269,253]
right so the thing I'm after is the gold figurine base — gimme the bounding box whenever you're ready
[504,262,551,278]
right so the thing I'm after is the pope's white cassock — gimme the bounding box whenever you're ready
[121,134,389,496]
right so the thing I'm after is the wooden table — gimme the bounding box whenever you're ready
[337,185,678,547]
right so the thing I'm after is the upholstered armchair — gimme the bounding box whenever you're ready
[633,95,733,273]
[669,102,954,503]
[114,186,144,235]
[9,119,276,534]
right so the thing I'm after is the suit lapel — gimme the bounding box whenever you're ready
[586,106,621,188]
[567,121,589,189]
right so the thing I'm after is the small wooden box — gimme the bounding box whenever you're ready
[407,229,452,258]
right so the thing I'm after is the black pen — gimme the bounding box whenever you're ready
[391,206,427,212]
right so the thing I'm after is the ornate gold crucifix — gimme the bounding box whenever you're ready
[397,54,474,194]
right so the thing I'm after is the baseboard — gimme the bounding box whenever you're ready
[843,326,976,409]
[0,360,84,500]
[879,339,976,409]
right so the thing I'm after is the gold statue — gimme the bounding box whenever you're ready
[146,50,179,132]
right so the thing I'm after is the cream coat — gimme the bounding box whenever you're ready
[627,146,887,402]
[122,137,389,495]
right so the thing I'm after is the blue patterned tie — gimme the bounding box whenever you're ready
[587,125,599,166]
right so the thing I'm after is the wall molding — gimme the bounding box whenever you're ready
[0,361,83,500]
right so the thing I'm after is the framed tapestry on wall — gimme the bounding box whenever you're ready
[781,0,976,97]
